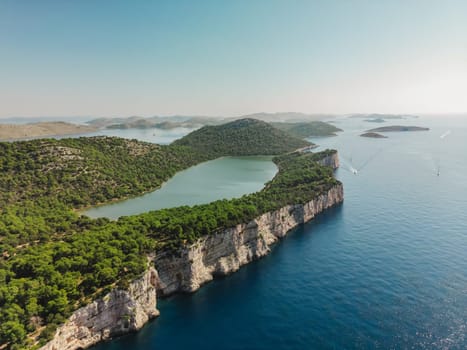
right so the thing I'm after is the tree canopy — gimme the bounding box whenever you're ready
[0,120,339,349]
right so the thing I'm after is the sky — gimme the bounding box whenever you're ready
[1,0,467,118]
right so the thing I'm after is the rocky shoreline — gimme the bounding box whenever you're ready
[41,154,343,350]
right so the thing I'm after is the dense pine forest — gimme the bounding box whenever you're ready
[271,121,342,138]
[173,118,311,157]
[0,119,339,349]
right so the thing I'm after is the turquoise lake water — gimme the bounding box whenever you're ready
[91,116,467,349]
[83,156,277,219]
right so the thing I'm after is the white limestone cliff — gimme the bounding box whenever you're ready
[154,184,343,295]
[41,153,342,350]
[317,152,339,168]
[41,268,159,350]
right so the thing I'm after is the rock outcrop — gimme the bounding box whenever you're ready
[41,268,159,350]
[317,152,339,169]
[155,184,343,295]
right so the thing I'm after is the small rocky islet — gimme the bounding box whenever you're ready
[360,132,388,138]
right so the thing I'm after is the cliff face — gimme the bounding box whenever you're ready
[317,152,339,169]
[155,184,343,295]
[41,268,159,350]
[42,153,343,350]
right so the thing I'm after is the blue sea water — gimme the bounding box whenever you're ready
[93,116,467,350]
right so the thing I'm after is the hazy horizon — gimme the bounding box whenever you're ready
[1,112,467,121]
[1,0,467,118]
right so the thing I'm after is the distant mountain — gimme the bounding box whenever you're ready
[86,113,334,131]
[349,114,419,120]
[174,118,311,157]
[237,112,333,122]
[271,121,342,138]
[106,118,155,129]
[87,116,219,129]
[86,116,144,128]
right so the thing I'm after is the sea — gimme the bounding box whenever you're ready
[8,115,467,349]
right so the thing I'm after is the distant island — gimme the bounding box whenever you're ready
[101,116,214,130]
[0,121,96,141]
[0,115,343,144]
[349,113,419,120]
[367,125,429,132]
[88,113,337,132]
[360,132,388,138]
[271,121,342,138]
[364,118,386,123]
[236,112,333,122]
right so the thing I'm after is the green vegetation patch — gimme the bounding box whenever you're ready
[0,149,339,348]
[0,120,338,348]
[0,137,208,250]
[173,118,310,157]
[271,121,342,138]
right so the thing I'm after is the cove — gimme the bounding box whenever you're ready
[82,156,277,219]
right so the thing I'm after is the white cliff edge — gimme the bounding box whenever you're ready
[41,268,159,350]
[42,153,342,350]
[317,152,339,168]
[155,183,343,295]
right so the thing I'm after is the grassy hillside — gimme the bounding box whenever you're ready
[173,118,311,156]
[271,121,342,138]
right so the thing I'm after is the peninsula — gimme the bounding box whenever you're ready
[0,119,343,349]
[0,122,96,141]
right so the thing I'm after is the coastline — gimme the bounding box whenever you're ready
[40,152,342,350]
[0,121,97,141]
[41,183,344,350]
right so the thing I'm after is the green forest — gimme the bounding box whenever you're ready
[271,121,342,138]
[173,118,311,157]
[0,119,340,349]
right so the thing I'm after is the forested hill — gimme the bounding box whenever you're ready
[0,137,209,252]
[173,118,311,157]
[0,118,339,348]
[0,119,310,250]
[0,137,207,208]
[271,121,342,138]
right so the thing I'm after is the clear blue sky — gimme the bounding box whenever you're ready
[1,0,466,118]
